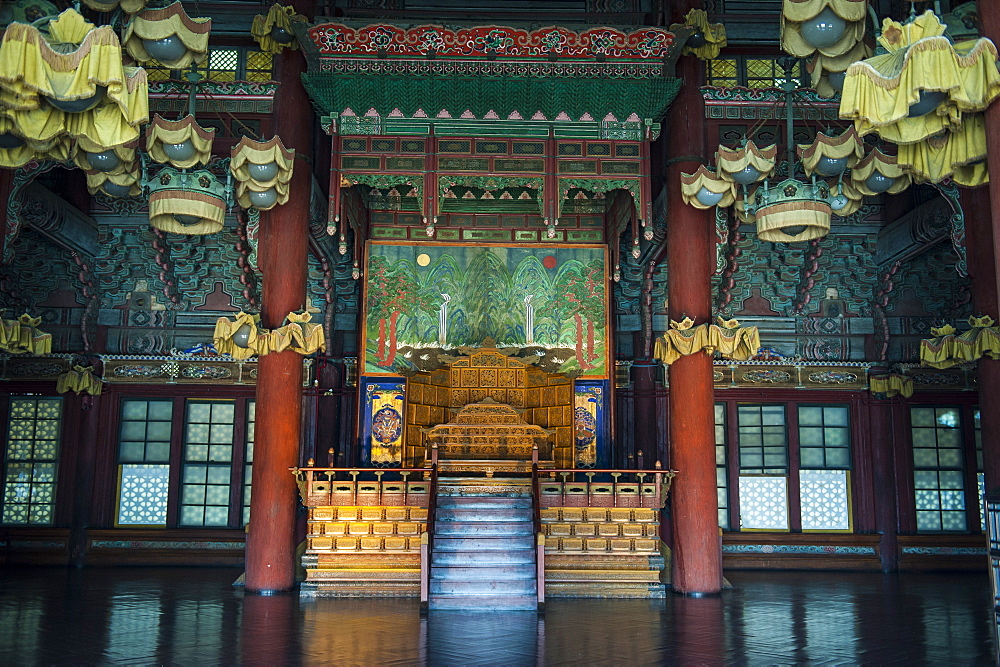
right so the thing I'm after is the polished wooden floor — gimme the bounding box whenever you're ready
[0,565,994,665]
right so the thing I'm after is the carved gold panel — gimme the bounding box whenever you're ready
[480,368,498,387]
[507,389,525,407]
[451,388,469,405]
[457,368,476,387]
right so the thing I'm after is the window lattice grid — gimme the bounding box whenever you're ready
[715,403,728,529]
[2,398,62,525]
[706,56,806,89]
[245,50,274,82]
[799,469,851,531]
[737,405,788,474]
[911,407,964,469]
[243,401,255,526]
[914,470,967,532]
[118,399,173,463]
[798,405,851,469]
[180,401,236,527]
[910,406,967,533]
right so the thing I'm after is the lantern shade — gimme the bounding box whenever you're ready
[781,0,868,59]
[797,126,864,177]
[896,113,989,187]
[147,167,227,234]
[230,135,295,210]
[680,164,736,210]
[85,165,142,197]
[123,1,211,69]
[669,8,728,61]
[839,11,1000,145]
[752,177,832,243]
[850,147,912,196]
[146,115,215,169]
[0,10,149,148]
[807,41,871,98]
[72,136,136,174]
[717,141,777,184]
[826,177,863,216]
[82,0,146,14]
[251,4,305,54]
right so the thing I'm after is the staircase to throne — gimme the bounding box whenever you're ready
[298,347,668,603]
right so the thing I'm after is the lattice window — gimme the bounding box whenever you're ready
[2,397,62,525]
[911,407,967,532]
[797,405,851,531]
[738,475,788,530]
[798,405,851,468]
[243,401,255,526]
[737,405,787,473]
[975,407,984,530]
[245,51,273,81]
[117,399,173,526]
[799,469,850,531]
[706,55,806,89]
[180,401,235,527]
[715,403,729,529]
[144,47,274,82]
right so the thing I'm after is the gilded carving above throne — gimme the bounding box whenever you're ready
[403,344,574,469]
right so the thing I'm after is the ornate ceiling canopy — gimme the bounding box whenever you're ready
[299,22,682,140]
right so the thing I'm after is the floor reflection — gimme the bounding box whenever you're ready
[0,567,993,664]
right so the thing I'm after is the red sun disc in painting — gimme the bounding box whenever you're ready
[542,255,557,269]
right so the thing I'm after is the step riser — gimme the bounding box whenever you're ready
[435,509,532,522]
[434,523,533,536]
[430,566,534,580]
[428,596,539,611]
[430,551,535,566]
[430,580,537,596]
[433,537,534,551]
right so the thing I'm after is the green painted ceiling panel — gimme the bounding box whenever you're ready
[302,74,682,123]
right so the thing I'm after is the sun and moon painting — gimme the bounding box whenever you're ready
[363,243,610,378]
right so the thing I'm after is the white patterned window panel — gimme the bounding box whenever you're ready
[243,401,255,527]
[715,402,729,529]
[180,401,235,527]
[117,464,170,525]
[3,397,62,525]
[738,475,789,530]
[799,469,851,531]
[117,399,173,526]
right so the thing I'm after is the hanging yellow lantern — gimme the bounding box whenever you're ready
[840,10,1000,146]
[680,164,736,209]
[781,0,868,59]
[849,147,911,196]
[123,1,211,70]
[0,9,149,149]
[230,135,295,210]
[251,4,306,54]
[716,141,777,186]
[146,114,215,169]
[797,126,865,178]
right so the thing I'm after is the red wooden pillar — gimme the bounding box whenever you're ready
[974,1,1000,491]
[961,186,1000,491]
[665,0,722,596]
[244,37,312,593]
